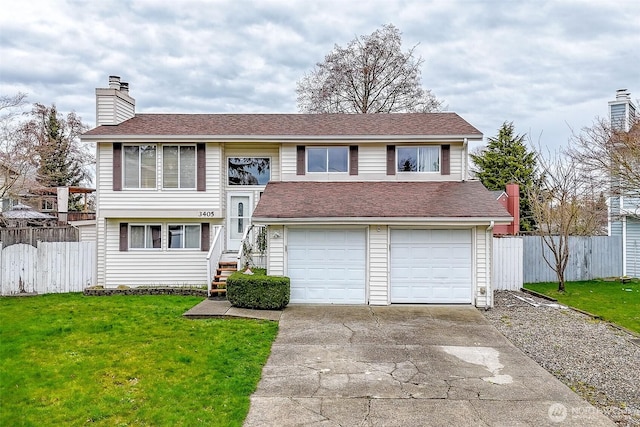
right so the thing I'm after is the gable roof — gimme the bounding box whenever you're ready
[252,181,511,223]
[83,113,482,139]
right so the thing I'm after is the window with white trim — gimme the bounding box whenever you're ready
[163,145,196,188]
[307,147,348,172]
[124,145,157,188]
[168,224,201,249]
[130,224,161,249]
[397,146,440,172]
[228,157,271,185]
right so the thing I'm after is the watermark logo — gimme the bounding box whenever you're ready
[548,403,567,423]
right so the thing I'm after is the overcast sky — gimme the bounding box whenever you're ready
[1,0,638,150]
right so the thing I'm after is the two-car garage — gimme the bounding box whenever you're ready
[286,227,473,305]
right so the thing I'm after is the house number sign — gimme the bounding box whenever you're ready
[198,211,217,218]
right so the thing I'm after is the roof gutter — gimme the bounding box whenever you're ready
[252,217,512,226]
[81,134,485,144]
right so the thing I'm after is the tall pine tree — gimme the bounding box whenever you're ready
[470,122,538,231]
[21,103,90,188]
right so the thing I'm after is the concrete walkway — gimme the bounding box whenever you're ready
[244,305,614,426]
[182,299,282,321]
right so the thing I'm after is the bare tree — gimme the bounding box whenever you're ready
[0,93,34,202]
[297,24,443,114]
[568,116,640,198]
[528,150,608,292]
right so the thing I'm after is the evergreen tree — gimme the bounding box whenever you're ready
[470,122,538,231]
[21,103,90,189]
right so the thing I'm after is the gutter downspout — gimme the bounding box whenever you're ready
[485,221,495,309]
[462,138,468,181]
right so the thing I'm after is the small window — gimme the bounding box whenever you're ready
[130,225,161,249]
[397,146,440,172]
[168,224,201,249]
[307,147,348,172]
[163,145,196,188]
[124,145,157,188]
[228,157,271,185]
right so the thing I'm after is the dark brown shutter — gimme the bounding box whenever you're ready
[201,223,210,252]
[441,144,450,175]
[197,143,206,191]
[349,145,358,175]
[119,223,128,251]
[386,145,396,175]
[113,143,122,191]
[296,145,306,175]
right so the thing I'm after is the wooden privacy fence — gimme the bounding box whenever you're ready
[0,241,95,295]
[0,226,79,247]
[522,235,622,283]
[493,235,623,288]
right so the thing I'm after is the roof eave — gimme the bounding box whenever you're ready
[81,134,483,143]
[252,216,513,225]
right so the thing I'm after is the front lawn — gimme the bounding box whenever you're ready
[525,279,640,334]
[0,294,278,426]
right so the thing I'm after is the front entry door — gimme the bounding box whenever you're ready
[227,195,251,251]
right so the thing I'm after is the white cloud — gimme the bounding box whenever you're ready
[0,0,637,149]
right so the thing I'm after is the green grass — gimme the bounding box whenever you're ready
[0,294,278,426]
[524,279,640,334]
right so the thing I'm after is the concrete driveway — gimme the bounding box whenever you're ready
[244,305,613,426]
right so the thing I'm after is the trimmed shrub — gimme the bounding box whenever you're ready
[226,270,290,310]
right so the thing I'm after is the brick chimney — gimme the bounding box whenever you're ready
[505,183,520,235]
[493,183,520,235]
[95,75,135,126]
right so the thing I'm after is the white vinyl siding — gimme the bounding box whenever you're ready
[627,218,640,277]
[97,142,221,212]
[368,225,388,305]
[96,91,135,126]
[281,143,464,181]
[103,219,211,287]
[267,225,285,276]
[475,226,490,307]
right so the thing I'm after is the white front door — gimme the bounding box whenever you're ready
[227,194,252,251]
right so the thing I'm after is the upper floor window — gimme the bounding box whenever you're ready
[163,145,196,188]
[228,157,271,185]
[308,147,348,172]
[168,224,201,249]
[124,145,157,188]
[130,224,161,249]
[397,146,440,172]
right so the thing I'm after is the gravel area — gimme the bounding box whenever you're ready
[483,290,640,426]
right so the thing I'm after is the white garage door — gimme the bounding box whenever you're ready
[287,228,366,304]
[390,229,472,303]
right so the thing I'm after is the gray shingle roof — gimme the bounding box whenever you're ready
[83,113,482,138]
[252,181,511,220]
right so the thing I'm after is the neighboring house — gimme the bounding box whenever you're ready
[0,161,23,212]
[491,183,519,236]
[609,89,640,277]
[81,76,512,307]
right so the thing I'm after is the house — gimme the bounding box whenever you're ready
[81,76,512,307]
[490,183,519,236]
[608,89,639,277]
